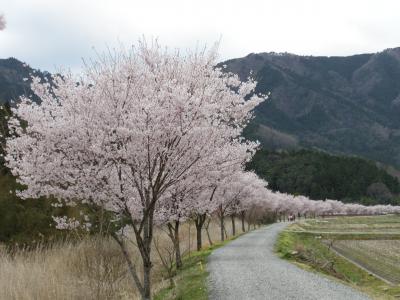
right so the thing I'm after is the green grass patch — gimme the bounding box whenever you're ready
[276,226,400,299]
[154,236,242,300]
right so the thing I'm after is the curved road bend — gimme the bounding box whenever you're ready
[208,222,370,300]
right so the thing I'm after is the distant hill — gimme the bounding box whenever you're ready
[0,57,48,104]
[223,48,400,168]
[248,149,400,205]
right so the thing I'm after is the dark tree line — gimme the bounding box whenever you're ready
[248,149,400,205]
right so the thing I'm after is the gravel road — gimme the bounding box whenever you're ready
[207,223,370,300]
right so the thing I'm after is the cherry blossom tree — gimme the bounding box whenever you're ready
[190,179,219,250]
[215,172,243,241]
[230,174,268,233]
[156,126,259,262]
[155,173,207,269]
[6,40,264,299]
[155,182,193,269]
[185,142,259,250]
[214,171,266,240]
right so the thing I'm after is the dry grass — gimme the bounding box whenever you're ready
[0,218,246,300]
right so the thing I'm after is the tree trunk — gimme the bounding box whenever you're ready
[174,223,182,269]
[143,261,151,300]
[196,224,202,250]
[112,233,145,298]
[220,214,225,241]
[205,218,213,246]
[167,221,182,269]
[224,223,228,239]
[142,214,153,300]
[115,212,154,300]
[194,214,206,251]
[111,202,154,300]
[188,223,191,257]
[240,211,246,232]
[231,215,236,236]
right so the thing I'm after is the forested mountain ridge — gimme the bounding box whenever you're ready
[223,47,400,167]
[0,57,48,104]
[248,149,400,205]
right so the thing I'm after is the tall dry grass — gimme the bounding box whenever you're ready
[0,218,246,300]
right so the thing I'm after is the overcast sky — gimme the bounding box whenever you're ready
[1,0,400,72]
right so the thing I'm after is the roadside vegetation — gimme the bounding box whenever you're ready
[276,215,400,299]
[0,219,250,300]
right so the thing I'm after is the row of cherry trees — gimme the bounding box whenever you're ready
[5,41,400,299]
[5,41,265,300]
[248,188,400,219]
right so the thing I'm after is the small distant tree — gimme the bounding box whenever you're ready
[367,182,393,203]
[6,40,264,299]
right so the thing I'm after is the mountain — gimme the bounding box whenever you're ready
[3,50,400,168]
[223,48,400,167]
[0,57,48,104]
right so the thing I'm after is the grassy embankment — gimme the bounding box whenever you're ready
[154,236,242,300]
[276,215,400,299]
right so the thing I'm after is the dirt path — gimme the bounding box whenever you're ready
[207,223,370,300]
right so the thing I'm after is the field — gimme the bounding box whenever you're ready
[332,240,400,285]
[277,214,400,299]
[290,215,400,236]
[0,219,246,300]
